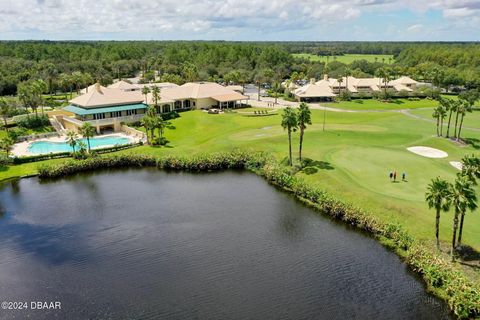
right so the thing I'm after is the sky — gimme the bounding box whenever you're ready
[0,0,479,41]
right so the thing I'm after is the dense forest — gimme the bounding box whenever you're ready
[0,41,479,96]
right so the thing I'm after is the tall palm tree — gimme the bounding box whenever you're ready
[0,98,12,132]
[426,177,452,249]
[432,107,441,137]
[66,131,78,154]
[281,107,298,166]
[443,98,455,138]
[438,105,447,136]
[456,100,474,142]
[142,86,151,104]
[151,86,160,109]
[79,122,95,153]
[297,102,312,162]
[461,155,480,185]
[141,106,158,144]
[375,67,391,96]
[344,67,352,92]
[337,77,343,94]
[452,100,463,139]
[450,175,478,258]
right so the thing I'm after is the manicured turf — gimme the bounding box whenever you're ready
[410,108,480,130]
[323,98,438,110]
[1,107,480,253]
[293,53,394,64]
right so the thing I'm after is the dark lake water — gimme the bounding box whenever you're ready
[0,169,451,319]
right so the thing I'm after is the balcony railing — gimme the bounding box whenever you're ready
[63,114,144,126]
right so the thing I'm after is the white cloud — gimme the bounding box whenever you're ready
[0,0,478,40]
[406,24,423,32]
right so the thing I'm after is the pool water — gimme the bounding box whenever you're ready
[28,136,132,155]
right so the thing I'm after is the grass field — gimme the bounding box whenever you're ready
[410,108,480,130]
[293,53,394,64]
[323,98,439,111]
[1,106,480,254]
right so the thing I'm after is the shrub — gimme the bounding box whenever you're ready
[16,115,50,129]
[0,154,12,166]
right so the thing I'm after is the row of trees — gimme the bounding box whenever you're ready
[426,155,480,260]
[281,103,312,166]
[432,90,479,142]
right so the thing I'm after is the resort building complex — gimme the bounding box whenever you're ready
[293,75,419,102]
[59,81,248,133]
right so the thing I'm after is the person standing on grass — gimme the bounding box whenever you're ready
[389,172,393,181]
[394,171,397,182]
[402,172,406,181]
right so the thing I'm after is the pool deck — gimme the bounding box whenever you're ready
[11,133,139,157]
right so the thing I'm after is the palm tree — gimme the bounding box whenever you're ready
[426,177,452,249]
[79,122,95,152]
[461,155,480,185]
[297,102,312,162]
[141,106,158,144]
[452,100,463,139]
[66,131,78,154]
[443,98,455,138]
[281,107,298,166]
[0,98,12,132]
[456,100,474,142]
[0,137,14,157]
[344,67,352,91]
[450,175,478,259]
[151,86,160,109]
[432,107,441,137]
[438,105,447,136]
[142,86,151,104]
[375,68,391,96]
[337,77,343,94]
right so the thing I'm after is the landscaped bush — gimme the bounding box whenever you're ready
[0,154,13,166]
[35,151,480,318]
[16,114,50,129]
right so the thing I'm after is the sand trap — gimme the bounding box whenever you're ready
[407,146,448,158]
[450,161,463,171]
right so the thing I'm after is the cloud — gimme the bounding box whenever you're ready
[0,0,478,40]
[406,24,423,32]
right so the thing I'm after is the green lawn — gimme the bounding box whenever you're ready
[323,98,439,110]
[1,107,480,254]
[293,53,394,64]
[410,108,480,130]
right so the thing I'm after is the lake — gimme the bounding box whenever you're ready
[0,169,451,319]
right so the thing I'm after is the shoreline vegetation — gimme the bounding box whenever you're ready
[35,151,480,319]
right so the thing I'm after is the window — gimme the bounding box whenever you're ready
[93,113,105,120]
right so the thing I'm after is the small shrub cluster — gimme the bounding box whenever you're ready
[16,115,50,129]
[0,154,13,166]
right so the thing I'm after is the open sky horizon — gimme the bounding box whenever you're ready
[0,0,479,41]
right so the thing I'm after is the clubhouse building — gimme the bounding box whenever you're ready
[59,82,248,133]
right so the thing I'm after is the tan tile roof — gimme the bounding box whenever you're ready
[389,76,418,85]
[294,83,336,98]
[107,80,139,91]
[162,82,247,101]
[212,92,248,102]
[70,83,144,108]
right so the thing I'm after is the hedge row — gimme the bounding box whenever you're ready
[36,152,480,319]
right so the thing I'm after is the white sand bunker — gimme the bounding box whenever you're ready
[450,161,463,171]
[407,146,448,158]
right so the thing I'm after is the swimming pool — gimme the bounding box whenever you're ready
[28,136,133,155]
